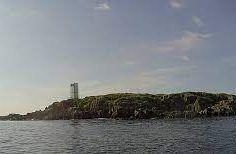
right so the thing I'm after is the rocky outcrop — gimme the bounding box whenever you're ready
[1,92,236,120]
[0,114,25,121]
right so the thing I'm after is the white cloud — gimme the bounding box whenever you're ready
[192,16,205,27]
[94,1,111,11]
[170,0,184,9]
[153,31,212,53]
[180,55,190,61]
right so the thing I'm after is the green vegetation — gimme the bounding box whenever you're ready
[1,92,236,120]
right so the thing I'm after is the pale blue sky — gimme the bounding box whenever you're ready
[0,0,236,115]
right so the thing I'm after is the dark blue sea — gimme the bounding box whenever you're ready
[0,117,236,153]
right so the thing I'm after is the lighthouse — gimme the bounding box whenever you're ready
[70,83,79,99]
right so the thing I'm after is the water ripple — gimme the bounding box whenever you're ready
[0,117,236,153]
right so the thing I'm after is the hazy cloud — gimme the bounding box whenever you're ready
[81,66,190,95]
[94,0,111,11]
[0,4,43,17]
[78,65,198,95]
[141,65,197,77]
[118,31,212,64]
[180,55,190,61]
[170,0,184,9]
[153,31,212,53]
[192,16,205,27]
[124,61,135,65]
[222,56,236,68]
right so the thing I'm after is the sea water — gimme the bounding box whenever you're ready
[0,117,236,153]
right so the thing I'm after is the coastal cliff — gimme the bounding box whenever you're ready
[1,92,236,120]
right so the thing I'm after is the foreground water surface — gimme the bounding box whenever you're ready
[0,117,236,153]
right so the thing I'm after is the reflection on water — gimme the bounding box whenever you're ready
[0,117,236,153]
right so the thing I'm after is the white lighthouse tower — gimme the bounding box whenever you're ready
[70,83,79,99]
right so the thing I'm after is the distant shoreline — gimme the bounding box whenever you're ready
[1,92,236,121]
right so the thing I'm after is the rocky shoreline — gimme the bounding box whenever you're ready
[1,92,236,120]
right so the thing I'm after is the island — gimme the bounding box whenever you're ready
[1,92,236,120]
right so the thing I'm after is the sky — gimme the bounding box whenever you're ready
[0,0,236,115]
